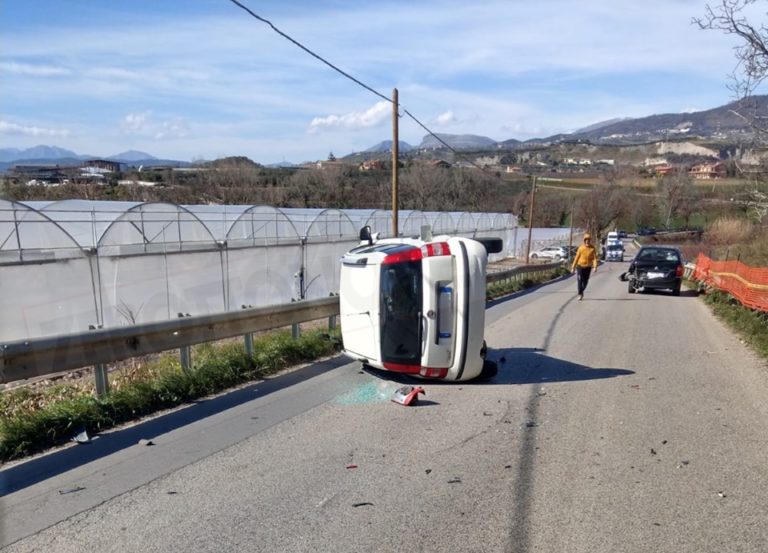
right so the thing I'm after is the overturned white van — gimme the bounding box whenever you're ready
[339,226,502,381]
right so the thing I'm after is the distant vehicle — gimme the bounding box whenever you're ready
[618,230,628,239]
[636,227,657,236]
[530,245,569,260]
[623,246,684,295]
[604,243,625,262]
[339,226,502,382]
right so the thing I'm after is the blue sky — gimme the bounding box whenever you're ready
[0,0,756,164]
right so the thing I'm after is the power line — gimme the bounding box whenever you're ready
[225,0,498,175]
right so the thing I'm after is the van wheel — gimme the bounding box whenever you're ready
[628,280,635,294]
[475,237,503,254]
[480,340,488,359]
[479,360,498,380]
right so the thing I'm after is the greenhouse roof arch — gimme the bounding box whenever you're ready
[1,199,87,262]
[455,212,479,236]
[474,212,494,232]
[491,213,517,230]
[98,201,218,255]
[399,210,427,238]
[182,204,253,242]
[280,208,356,242]
[226,205,301,247]
[22,199,147,249]
[343,209,394,238]
[423,211,458,235]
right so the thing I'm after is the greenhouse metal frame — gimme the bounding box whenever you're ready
[0,199,537,342]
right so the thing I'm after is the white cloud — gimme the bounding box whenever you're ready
[155,118,191,140]
[121,111,152,133]
[121,111,191,140]
[0,61,70,76]
[435,111,457,126]
[0,120,70,137]
[308,101,390,134]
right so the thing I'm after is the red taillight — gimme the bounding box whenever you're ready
[382,247,422,265]
[676,264,684,277]
[419,366,448,379]
[421,242,451,257]
[381,363,448,379]
[382,362,421,374]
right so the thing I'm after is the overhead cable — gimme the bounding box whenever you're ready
[226,0,496,174]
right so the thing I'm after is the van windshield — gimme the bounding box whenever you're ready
[380,260,422,367]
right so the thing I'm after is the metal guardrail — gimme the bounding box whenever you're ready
[1,297,339,385]
[487,260,563,284]
[1,261,565,386]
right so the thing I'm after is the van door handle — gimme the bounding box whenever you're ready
[419,312,426,355]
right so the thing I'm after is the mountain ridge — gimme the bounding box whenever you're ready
[3,95,766,166]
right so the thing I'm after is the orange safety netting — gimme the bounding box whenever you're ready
[693,253,768,312]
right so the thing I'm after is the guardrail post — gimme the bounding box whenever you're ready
[178,313,192,372]
[328,293,337,330]
[244,333,254,357]
[89,325,110,397]
[242,305,254,357]
[94,363,109,398]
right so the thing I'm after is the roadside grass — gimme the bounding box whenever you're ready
[0,329,342,463]
[699,290,768,359]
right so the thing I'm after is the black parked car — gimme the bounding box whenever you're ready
[624,246,684,295]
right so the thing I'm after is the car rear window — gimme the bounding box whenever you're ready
[638,248,680,262]
[380,260,423,366]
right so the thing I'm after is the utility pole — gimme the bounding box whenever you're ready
[525,175,537,264]
[568,200,574,263]
[392,88,399,237]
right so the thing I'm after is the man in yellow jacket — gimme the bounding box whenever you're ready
[571,232,598,300]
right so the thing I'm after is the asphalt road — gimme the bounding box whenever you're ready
[2,259,768,553]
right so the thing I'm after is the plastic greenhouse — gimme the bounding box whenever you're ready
[1,200,529,342]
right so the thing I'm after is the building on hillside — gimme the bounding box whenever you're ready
[83,159,122,173]
[11,164,73,184]
[654,164,677,177]
[359,159,386,171]
[688,161,726,180]
[314,160,354,170]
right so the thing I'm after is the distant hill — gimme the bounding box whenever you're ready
[365,140,415,153]
[0,145,87,163]
[0,145,190,173]
[110,150,156,162]
[564,96,768,144]
[574,118,632,134]
[418,133,497,150]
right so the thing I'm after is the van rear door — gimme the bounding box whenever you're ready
[420,254,455,369]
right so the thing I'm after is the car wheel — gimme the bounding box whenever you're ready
[672,283,681,296]
[480,340,488,360]
[478,360,498,380]
[530,253,538,259]
[628,280,635,294]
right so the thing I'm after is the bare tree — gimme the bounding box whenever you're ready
[657,172,699,228]
[694,1,768,136]
[575,186,625,240]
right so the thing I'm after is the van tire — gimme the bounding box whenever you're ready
[475,237,503,254]
[479,360,498,380]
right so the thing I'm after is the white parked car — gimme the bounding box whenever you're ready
[339,226,501,381]
[530,245,569,260]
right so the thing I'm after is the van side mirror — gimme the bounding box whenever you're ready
[359,225,373,245]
